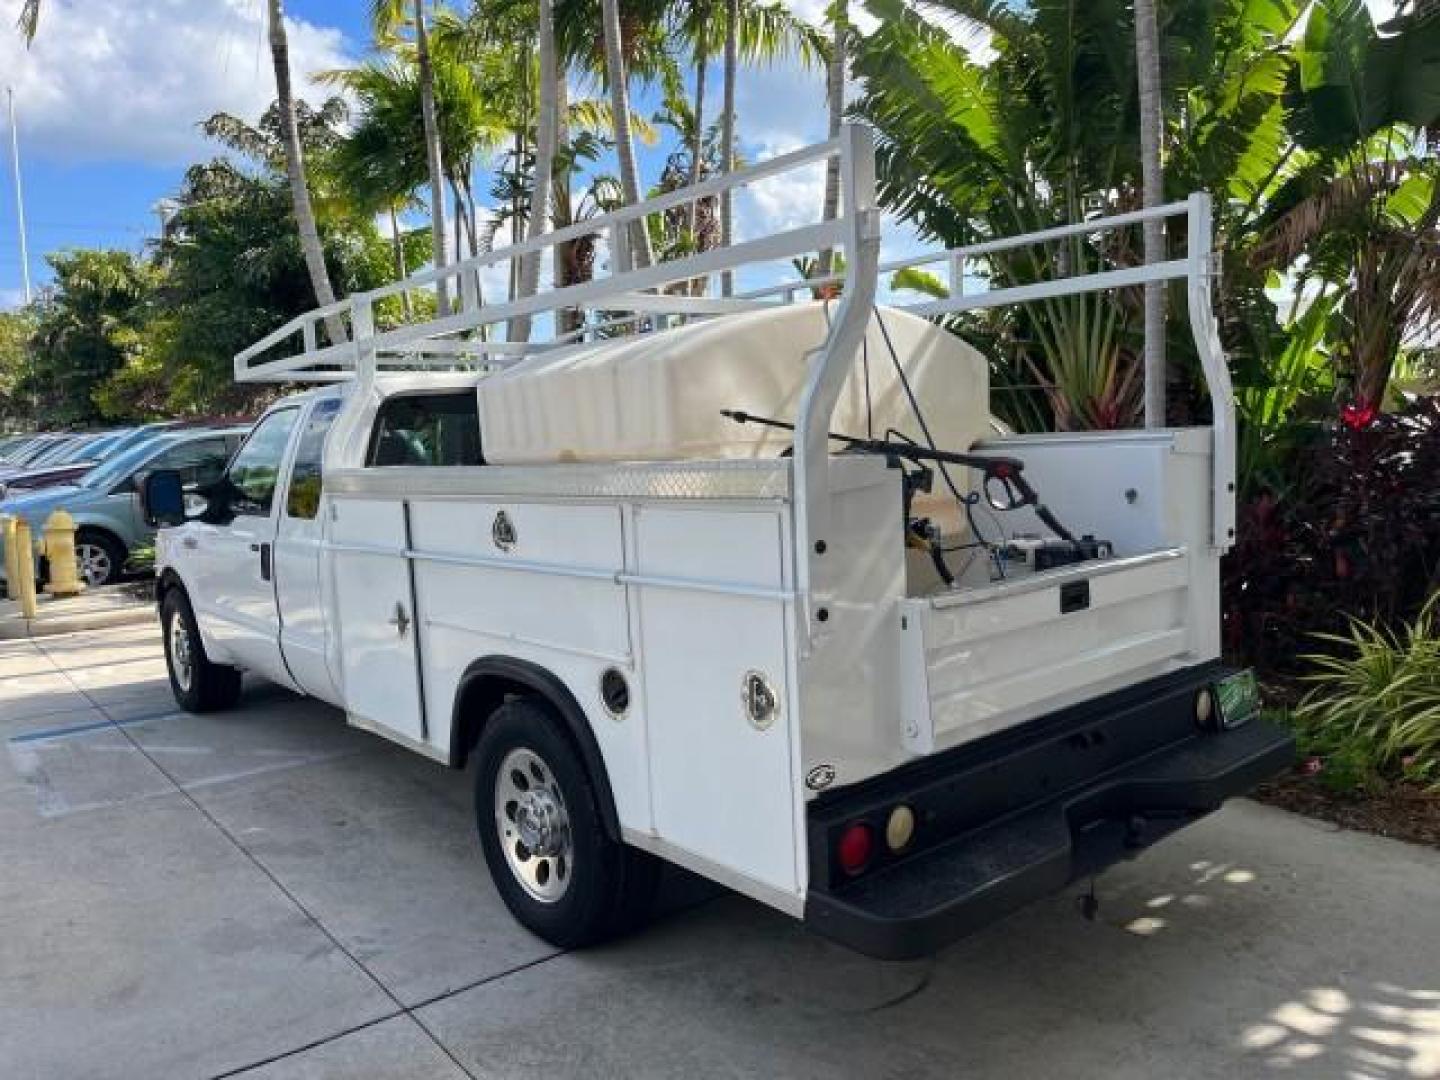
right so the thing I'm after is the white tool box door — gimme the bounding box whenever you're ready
[636,507,797,895]
[330,497,425,744]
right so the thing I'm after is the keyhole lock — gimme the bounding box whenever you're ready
[742,671,778,730]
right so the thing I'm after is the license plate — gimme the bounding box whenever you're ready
[1215,669,1260,729]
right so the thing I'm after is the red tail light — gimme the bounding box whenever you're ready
[838,822,875,876]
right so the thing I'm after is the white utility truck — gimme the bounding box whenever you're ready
[145,126,1290,959]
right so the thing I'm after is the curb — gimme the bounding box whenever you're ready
[0,584,157,641]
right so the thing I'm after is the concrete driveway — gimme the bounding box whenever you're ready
[2,622,1438,1080]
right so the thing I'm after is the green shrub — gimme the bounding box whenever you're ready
[1294,593,1440,792]
[124,542,156,575]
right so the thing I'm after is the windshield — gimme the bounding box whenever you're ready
[0,436,35,460]
[15,438,63,465]
[76,434,182,491]
[76,431,126,461]
[100,425,166,461]
[52,435,112,465]
[27,438,82,466]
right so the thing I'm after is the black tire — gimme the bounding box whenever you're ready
[74,528,125,588]
[161,587,242,713]
[474,697,658,948]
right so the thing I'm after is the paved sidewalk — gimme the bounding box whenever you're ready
[2,623,1438,1079]
[0,581,155,639]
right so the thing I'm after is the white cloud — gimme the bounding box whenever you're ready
[0,0,354,165]
[784,0,880,35]
[735,143,827,242]
[0,286,28,311]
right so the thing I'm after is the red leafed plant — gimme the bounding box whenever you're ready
[1224,396,1440,677]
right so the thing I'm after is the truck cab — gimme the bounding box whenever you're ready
[154,378,481,710]
[150,124,1290,960]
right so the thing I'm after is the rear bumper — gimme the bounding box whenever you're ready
[803,665,1293,960]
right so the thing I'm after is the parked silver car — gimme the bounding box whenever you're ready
[0,426,249,587]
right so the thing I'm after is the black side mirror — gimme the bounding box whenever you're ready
[140,469,186,527]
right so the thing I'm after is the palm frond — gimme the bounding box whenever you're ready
[17,0,40,42]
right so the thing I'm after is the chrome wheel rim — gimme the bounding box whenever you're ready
[75,543,112,587]
[494,747,572,903]
[169,614,194,692]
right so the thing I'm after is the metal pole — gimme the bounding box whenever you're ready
[7,87,32,305]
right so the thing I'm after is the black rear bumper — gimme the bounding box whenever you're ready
[803,665,1293,960]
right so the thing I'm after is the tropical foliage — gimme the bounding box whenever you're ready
[1294,593,1440,792]
[851,0,1440,441]
[25,250,157,425]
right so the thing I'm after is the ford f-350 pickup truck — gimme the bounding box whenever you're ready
[145,125,1291,959]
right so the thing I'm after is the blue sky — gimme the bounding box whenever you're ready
[0,0,855,309]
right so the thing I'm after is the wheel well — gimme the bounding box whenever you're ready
[450,656,621,841]
[156,567,185,606]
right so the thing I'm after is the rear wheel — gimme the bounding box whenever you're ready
[162,588,242,713]
[74,529,124,588]
[474,697,658,948]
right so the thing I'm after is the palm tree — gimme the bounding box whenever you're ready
[374,0,451,311]
[1252,1,1440,413]
[267,0,346,346]
[848,0,1292,430]
[599,0,655,269]
[817,0,846,278]
[673,1,823,289]
[652,88,722,287]
[680,2,714,242]
[1134,0,1166,428]
[719,0,739,296]
[322,62,433,317]
[512,0,559,342]
[415,0,449,309]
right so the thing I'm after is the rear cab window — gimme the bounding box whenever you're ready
[286,398,342,519]
[366,391,482,467]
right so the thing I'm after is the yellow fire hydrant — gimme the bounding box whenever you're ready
[4,515,39,617]
[1,514,22,603]
[36,509,84,598]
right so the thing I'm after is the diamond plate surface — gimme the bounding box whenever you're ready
[327,461,793,502]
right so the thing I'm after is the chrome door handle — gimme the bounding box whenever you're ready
[387,602,411,639]
[182,536,198,550]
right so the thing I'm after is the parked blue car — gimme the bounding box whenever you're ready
[0,426,249,588]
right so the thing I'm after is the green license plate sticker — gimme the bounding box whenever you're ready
[1216,669,1260,728]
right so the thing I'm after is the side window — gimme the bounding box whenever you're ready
[226,409,301,516]
[366,392,482,467]
[286,399,341,519]
[148,437,233,488]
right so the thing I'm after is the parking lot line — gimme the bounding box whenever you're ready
[7,706,183,744]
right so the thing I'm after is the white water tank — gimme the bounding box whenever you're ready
[477,303,990,465]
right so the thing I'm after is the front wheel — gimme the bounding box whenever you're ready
[74,529,125,588]
[162,588,242,713]
[474,698,658,948]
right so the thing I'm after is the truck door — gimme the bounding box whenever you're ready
[195,406,302,682]
[273,398,342,705]
[330,390,484,752]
